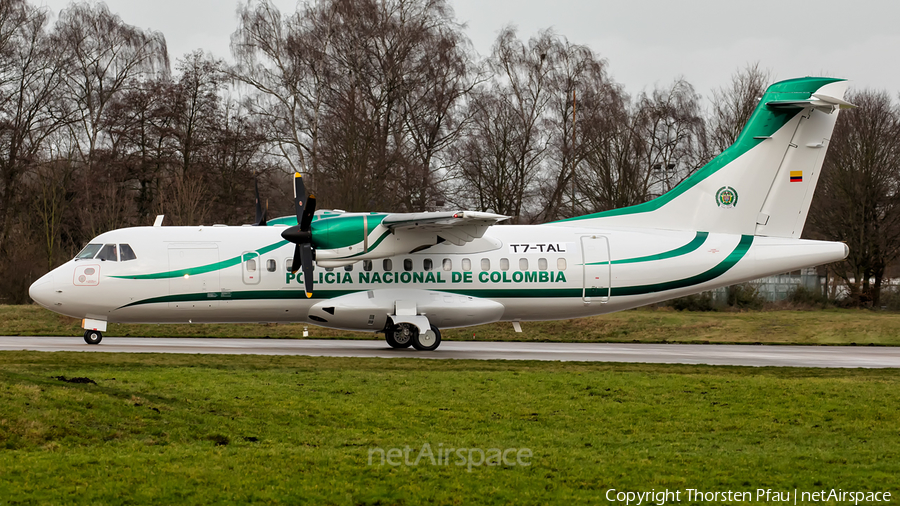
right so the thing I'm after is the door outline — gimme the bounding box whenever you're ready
[581,235,610,303]
[168,243,220,309]
[242,251,261,285]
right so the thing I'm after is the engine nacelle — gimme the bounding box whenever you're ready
[312,215,440,266]
[307,289,505,332]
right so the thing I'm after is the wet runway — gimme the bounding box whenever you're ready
[2,335,899,368]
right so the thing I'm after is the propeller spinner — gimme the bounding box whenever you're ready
[280,173,317,298]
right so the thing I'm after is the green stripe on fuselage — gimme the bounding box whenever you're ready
[116,235,752,309]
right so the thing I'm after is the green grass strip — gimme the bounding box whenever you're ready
[0,352,896,505]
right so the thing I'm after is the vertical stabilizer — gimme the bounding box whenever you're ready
[557,77,850,238]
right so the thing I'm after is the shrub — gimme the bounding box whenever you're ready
[725,283,765,310]
[786,285,830,308]
[669,292,716,311]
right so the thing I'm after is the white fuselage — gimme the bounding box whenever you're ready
[29,222,847,331]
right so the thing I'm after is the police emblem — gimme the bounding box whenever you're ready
[715,186,738,208]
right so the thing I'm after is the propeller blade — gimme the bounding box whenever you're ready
[300,243,314,298]
[292,172,306,223]
[254,178,267,226]
[300,194,317,231]
[290,244,302,275]
[285,172,315,297]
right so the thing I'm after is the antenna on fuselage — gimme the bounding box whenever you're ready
[153,215,164,227]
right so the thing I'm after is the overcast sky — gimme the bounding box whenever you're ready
[35,0,900,101]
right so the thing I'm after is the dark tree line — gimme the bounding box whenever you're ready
[1,0,278,302]
[1,0,898,307]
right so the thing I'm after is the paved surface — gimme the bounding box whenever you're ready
[2,336,899,368]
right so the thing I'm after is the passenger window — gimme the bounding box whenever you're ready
[363,260,373,272]
[96,244,118,262]
[442,258,452,271]
[383,259,393,271]
[404,259,413,271]
[76,243,102,260]
[538,258,548,270]
[267,259,276,272]
[119,244,137,261]
[247,259,257,272]
[325,267,333,272]
[557,258,567,270]
[424,258,433,271]
[481,258,490,271]
[500,258,509,271]
[344,264,353,272]
[462,258,471,271]
[285,258,293,272]
[519,258,529,270]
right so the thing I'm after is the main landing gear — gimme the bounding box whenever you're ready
[83,330,102,345]
[385,323,441,351]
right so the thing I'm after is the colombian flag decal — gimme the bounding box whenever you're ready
[790,171,803,182]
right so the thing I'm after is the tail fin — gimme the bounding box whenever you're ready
[559,77,851,238]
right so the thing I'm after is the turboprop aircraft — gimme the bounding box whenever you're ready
[29,77,854,350]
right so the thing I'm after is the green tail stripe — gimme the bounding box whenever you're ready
[609,235,753,297]
[111,240,290,280]
[603,231,708,265]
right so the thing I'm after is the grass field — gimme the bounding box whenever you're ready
[4,304,900,346]
[0,352,898,504]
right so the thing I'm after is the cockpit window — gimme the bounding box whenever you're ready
[96,244,118,262]
[119,244,137,261]
[76,244,102,260]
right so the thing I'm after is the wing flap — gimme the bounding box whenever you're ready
[382,211,508,230]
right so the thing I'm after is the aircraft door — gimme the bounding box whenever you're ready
[581,235,610,303]
[241,251,261,285]
[168,243,220,309]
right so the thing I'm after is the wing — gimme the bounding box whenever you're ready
[312,210,510,267]
[382,211,509,246]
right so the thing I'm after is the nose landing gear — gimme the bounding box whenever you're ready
[81,318,107,344]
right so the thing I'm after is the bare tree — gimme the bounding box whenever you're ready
[232,0,471,211]
[231,0,324,176]
[102,76,175,222]
[633,78,707,196]
[708,62,770,153]
[451,27,559,221]
[572,78,705,214]
[0,0,69,296]
[54,2,168,167]
[809,90,900,307]
[537,35,612,221]
[575,88,647,212]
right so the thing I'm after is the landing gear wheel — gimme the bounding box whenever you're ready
[83,330,102,345]
[385,325,413,349]
[412,325,441,351]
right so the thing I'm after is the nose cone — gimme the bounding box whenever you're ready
[29,272,55,308]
